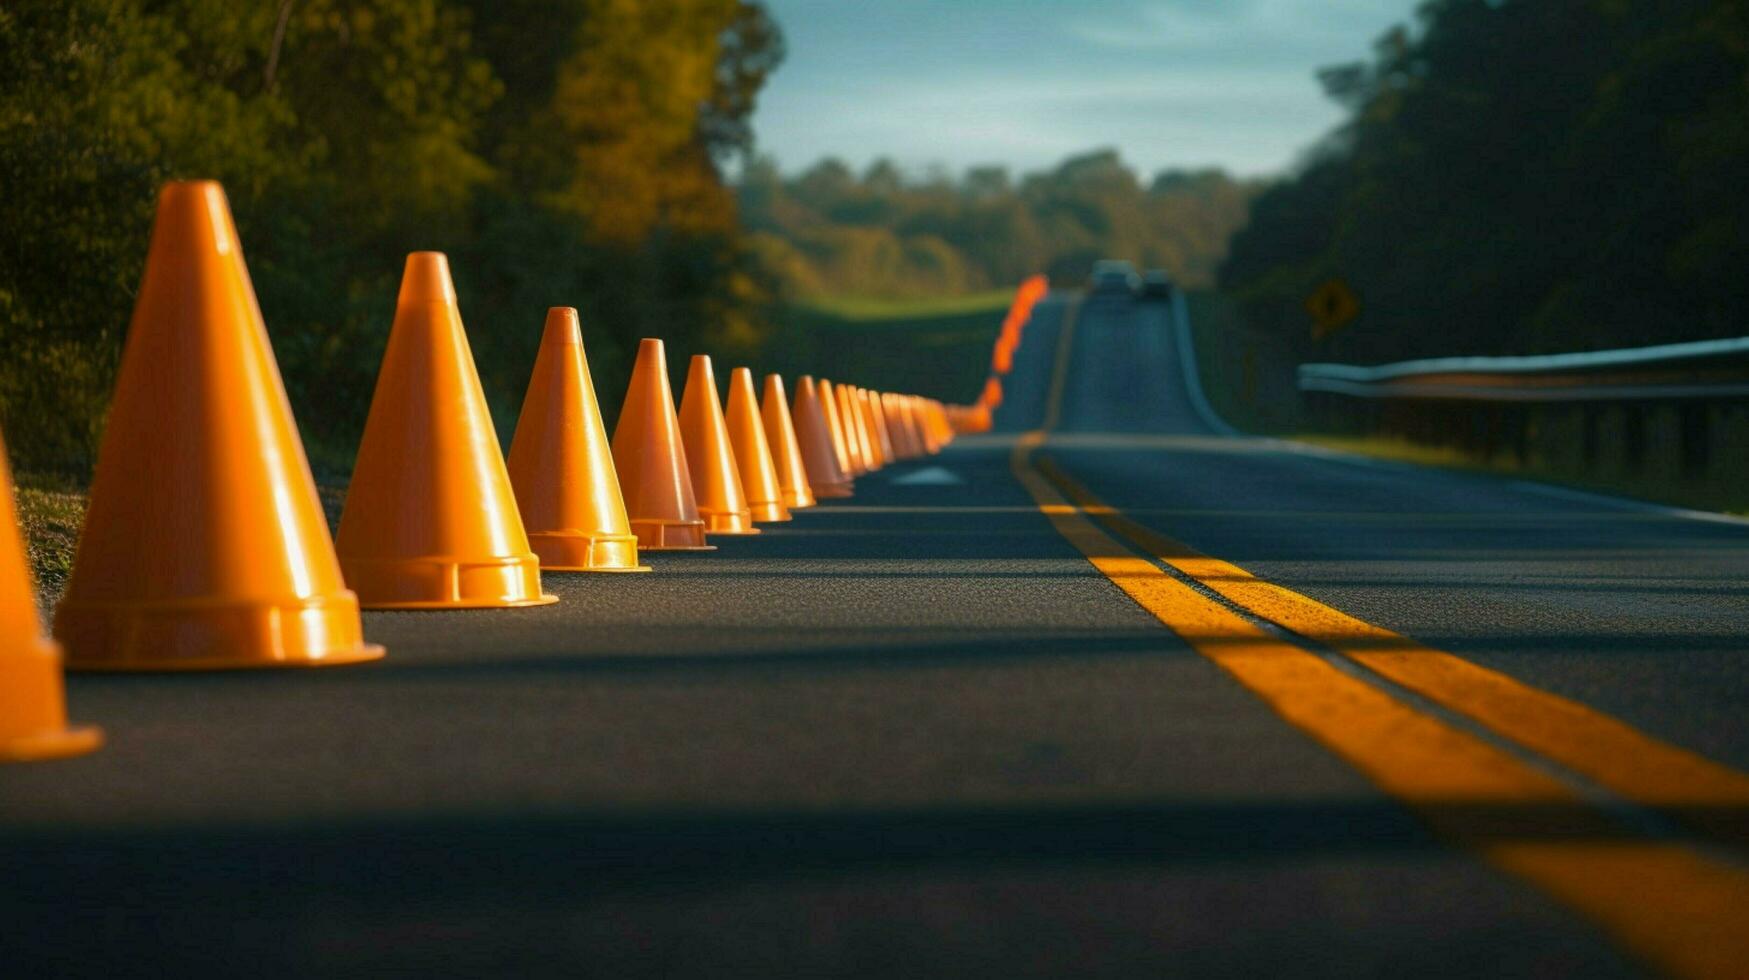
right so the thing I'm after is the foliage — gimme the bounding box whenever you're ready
[1220,0,1749,365]
[0,0,783,474]
[740,149,1263,300]
[760,295,1011,404]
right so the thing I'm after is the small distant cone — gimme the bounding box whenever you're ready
[725,368,792,523]
[836,382,873,474]
[792,376,853,499]
[612,339,714,550]
[507,308,649,572]
[858,388,887,469]
[979,376,1004,409]
[337,253,556,609]
[851,387,881,470]
[761,374,817,509]
[1,429,100,761]
[678,355,758,535]
[819,379,861,476]
[55,181,381,669]
[920,399,946,453]
[884,393,919,460]
[864,389,895,465]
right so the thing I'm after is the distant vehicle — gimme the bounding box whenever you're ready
[1087,260,1140,297]
[1140,269,1175,300]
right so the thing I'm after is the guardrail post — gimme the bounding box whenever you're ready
[1679,403,1709,477]
[1622,405,1646,474]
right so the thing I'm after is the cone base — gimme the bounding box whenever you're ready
[73,645,385,672]
[703,510,761,535]
[342,553,553,610]
[631,518,716,551]
[811,483,855,499]
[529,531,651,573]
[748,501,792,523]
[780,488,817,510]
[57,593,383,672]
[364,597,557,610]
[1,725,104,763]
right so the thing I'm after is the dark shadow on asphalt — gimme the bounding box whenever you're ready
[6,798,1743,905]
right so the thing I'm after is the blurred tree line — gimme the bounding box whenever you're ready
[1221,0,1749,365]
[739,149,1262,299]
[0,0,783,474]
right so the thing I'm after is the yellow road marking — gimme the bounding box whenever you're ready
[1034,455,1749,849]
[1010,434,1749,978]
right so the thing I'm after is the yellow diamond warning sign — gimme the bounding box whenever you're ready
[1306,278,1360,340]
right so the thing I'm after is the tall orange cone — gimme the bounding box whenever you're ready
[792,376,853,499]
[2,429,100,761]
[55,181,381,669]
[612,339,714,550]
[725,368,792,523]
[507,308,649,572]
[761,374,817,509]
[818,379,861,476]
[336,252,556,609]
[678,355,758,535]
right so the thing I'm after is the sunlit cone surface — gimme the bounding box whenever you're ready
[507,308,649,572]
[336,252,556,608]
[611,339,714,550]
[55,181,382,669]
[864,388,895,465]
[817,379,859,478]
[678,355,758,535]
[760,374,816,509]
[725,368,792,523]
[837,382,875,473]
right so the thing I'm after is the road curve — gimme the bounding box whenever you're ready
[1,291,1745,978]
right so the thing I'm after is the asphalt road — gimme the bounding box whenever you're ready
[3,291,1746,978]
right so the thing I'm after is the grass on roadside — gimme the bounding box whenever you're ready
[794,291,1013,321]
[14,477,86,614]
[766,291,1014,403]
[1298,434,1749,517]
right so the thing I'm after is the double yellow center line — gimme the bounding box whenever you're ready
[1011,303,1749,978]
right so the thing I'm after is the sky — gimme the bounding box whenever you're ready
[752,0,1425,180]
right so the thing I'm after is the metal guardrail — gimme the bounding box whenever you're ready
[1298,336,1749,402]
[1297,335,1749,476]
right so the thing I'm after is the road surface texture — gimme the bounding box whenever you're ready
[4,292,1746,978]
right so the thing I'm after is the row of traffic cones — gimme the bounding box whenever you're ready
[944,273,1050,437]
[1,180,958,761]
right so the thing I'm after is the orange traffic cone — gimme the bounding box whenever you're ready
[507,308,649,572]
[850,385,880,471]
[792,376,853,499]
[834,382,871,474]
[55,181,382,669]
[864,388,895,465]
[818,379,861,476]
[979,376,1004,409]
[761,374,817,510]
[883,393,917,460]
[2,430,100,761]
[336,252,556,609]
[678,355,758,535]
[612,339,714,550]
[725,368,792,523]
